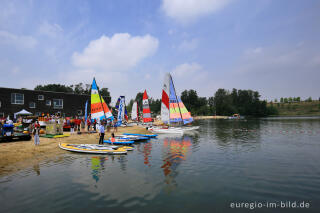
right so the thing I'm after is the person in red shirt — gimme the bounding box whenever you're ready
[111,133,116,145]
[87,118,91,132]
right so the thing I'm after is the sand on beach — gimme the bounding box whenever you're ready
[0,126,150,177]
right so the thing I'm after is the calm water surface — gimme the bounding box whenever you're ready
[1,118,320,213]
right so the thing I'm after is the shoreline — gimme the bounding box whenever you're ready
[0,126,150,177]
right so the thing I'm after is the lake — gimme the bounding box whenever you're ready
[1,118,320,212]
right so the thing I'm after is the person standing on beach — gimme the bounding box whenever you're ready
[33,120,40,145]
[87,118,91,132]
[93,119,97,132]
[70,118,75,135]
[98,121,105,144]
[113,118,118,132]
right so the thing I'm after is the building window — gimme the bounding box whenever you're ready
[35,112,41,116]
[0,112,4,118]
[29,102,36,108]
[38,95,44,100]
[77,110,82,115]
[46,100,51,106]
[53,99,63,109]
[11,93,24,104]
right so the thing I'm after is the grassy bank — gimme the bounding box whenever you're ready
[269,101,320,116]
[0,126,150,177]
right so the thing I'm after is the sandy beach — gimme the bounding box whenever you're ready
[0,126,150,177]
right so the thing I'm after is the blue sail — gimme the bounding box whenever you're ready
[116,96,125,126]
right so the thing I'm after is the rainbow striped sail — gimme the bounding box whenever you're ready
[91,78,113,122]
[161,73,193,125]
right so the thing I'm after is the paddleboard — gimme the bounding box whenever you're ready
[59,143,127,154]
[122,133,158,138]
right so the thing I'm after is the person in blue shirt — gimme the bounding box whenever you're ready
[98,121,105,144]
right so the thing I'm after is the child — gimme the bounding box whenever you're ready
[111,133,116,145]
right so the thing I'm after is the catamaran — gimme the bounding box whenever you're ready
[148,73,199,134]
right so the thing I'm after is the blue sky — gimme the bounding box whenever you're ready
[1,0,319,104]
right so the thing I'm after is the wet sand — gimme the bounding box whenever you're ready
[0,126,150,177]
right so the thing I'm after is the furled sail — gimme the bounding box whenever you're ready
[131,101,138,121]
[91,78,113,122]
[143,90,152,123]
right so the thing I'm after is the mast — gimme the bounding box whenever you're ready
[169,74,183,126]
[94,77,107,120]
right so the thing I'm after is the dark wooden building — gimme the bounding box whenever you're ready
[0,87,90,118]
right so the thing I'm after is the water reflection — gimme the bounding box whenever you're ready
[33,163,40,176]
[136,142,153,167]
[91,156,108,183]
[161,136,192,189]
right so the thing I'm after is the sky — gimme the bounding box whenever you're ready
[0,0,319,105]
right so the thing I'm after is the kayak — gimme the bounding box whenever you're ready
[122,133,158,138]
[115,135,149,141]
[104,140,135,145]
[59,143,127,154]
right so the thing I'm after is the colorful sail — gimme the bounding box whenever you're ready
[161,73,170,124]
[177,97,193,124]
[169,75,183,123]
[143,90,152,123]
[131,101,138,121]
[91,78,113,122]
[160,73,193,125]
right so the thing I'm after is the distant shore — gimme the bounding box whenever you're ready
[0,126,150,177]
[194,116,228,120]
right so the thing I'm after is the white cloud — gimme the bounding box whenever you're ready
[178,38,198,52]
[162,0,231,24]
[38,21,63,38]
[72,33,159,72]
[0,30,37,49]
[172,62,202,77]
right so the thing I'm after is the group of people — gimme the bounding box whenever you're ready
[98,119,118,145]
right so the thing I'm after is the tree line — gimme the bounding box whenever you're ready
[34,83,111,105]
[34,83,278,117]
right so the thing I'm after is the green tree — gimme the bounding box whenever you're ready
[99,88,111,105]
[284,98,288,103]
[306,97,312,102]
[280,97,284,103]
[35,84,73,93]
[213,89,234,115]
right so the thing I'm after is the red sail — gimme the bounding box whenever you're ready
[143,90,152,123]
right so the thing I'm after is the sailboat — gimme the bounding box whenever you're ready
[91,78,114,122]
[142,90,152,123]
[148,73,199,134]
